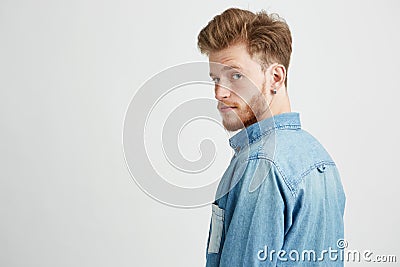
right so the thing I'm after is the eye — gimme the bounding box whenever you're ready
[211,77,220,84]
[232,73,243,80]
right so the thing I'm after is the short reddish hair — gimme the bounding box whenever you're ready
[197,8,292,86]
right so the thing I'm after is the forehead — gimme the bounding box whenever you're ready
[208,43,260,75]
[209,43,248,64]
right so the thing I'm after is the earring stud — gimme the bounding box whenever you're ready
[273,89,277,94]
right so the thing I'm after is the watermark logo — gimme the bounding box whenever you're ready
[123,62,275,208]
[336,238,348,249]
[257,239,397,263]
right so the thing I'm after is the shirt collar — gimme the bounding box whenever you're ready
[229,112,301,152]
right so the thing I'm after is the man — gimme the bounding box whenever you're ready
[197,8,346,266]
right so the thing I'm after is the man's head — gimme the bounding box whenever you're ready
[197,8,292,131]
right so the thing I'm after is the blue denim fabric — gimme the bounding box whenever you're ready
[205,112,346,266]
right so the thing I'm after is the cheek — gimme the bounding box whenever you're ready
[233,99,247,112]
[235,81,263,101]
[235,90,261,110]
[232,89,253,106]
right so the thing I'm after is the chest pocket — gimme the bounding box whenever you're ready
[208,204,225,254]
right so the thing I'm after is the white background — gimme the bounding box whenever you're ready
[1,0,399,266]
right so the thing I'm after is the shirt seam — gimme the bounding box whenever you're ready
[232,124,301,151]
[245,156,297,199]
[292,161,337,190]
[245,156,336,198]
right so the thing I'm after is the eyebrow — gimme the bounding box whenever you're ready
[209,64,242,77]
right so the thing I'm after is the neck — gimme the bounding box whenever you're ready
[258,89,291,121]
[271,94,291,115]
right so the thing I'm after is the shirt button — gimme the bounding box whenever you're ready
[317,164,326,173]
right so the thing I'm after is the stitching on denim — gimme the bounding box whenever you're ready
[245,156,336,198]
[291,161,336,190]
[232,124,301,151]
[212,213,224,219]
[245,156,297,198]
[273,162,296,197]
[248,124,300,146]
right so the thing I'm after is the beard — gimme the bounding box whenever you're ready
[221,92,270,132]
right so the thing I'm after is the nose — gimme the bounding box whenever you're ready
[214,83,231,101]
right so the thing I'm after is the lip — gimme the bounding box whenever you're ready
[218,106,237,112]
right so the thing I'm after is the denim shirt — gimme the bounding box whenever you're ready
[205,112,346,267]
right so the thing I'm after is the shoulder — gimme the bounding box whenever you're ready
[249,127,337,195]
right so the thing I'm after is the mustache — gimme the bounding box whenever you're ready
[217,101,240,108]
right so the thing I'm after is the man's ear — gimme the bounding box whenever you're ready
[270,64,286,90]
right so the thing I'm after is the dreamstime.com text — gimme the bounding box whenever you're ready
[257,239,397,263]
